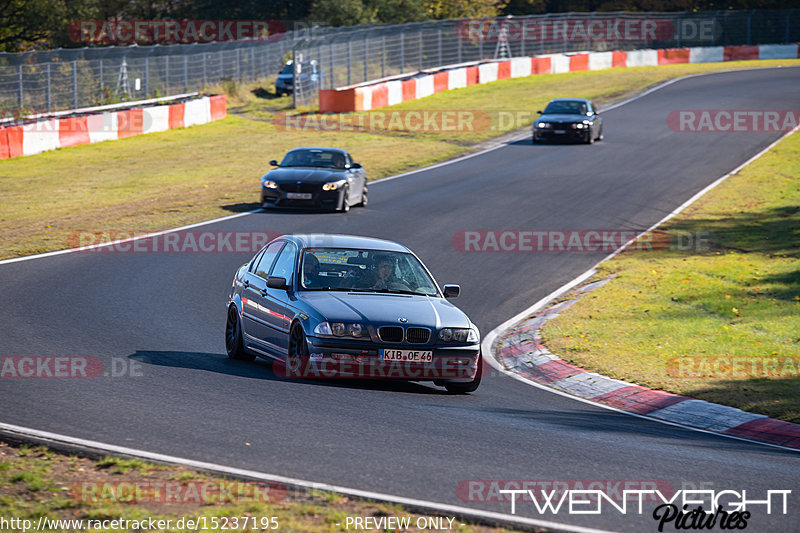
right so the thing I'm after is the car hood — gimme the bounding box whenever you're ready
[299,292,471,329]
[264,167,346,184]
[537,114,589,123]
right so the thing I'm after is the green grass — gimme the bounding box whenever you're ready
[0,59,798,259]
[541,131,800,423]
[0,442,518,533]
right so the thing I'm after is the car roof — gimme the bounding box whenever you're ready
[281,234,410,252]
[548,98,591,103]
[285,147,347,155]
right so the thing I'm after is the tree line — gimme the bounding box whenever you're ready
[2,0,794,52]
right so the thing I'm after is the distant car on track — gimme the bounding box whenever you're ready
[532,98,603,144]
[260,147,367,212]
[225,234,482,393]
[274,60,325,96]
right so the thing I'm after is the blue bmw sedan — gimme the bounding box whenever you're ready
[225,234,481,393]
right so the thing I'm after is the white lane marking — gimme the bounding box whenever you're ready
[4,66,797,267]
[0,210,260,266]
[481,124,800,453]
[0,422,612,533]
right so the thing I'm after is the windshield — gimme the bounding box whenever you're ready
[280,149,346,169]
[280,64,293,75]
[300,248,439,296]
[543,100,588,115]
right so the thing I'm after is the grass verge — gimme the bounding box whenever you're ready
[0,441,520,533]
[541,130,800,423]
[1,59,798,260]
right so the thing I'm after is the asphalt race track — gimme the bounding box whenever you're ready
[2,67,799,532]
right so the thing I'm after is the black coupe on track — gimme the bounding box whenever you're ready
[532,98,604,144]
[260,147,368,212]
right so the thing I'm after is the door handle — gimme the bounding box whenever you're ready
[260,288,268,296]
[243,280,250,288]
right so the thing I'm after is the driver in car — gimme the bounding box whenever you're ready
[302,254,321,288]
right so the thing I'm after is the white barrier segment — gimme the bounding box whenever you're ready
[386,80,403,105]
[87,112,119,143]
[626,49,658,67]
[478,62,498,83]
[21,118,60,156]
[546,54,570,74]
[415,75,434,99]
[689,46,724,63]
[356,86,373,111]
[588,51,613,71]
[447,67,468,90]
[758,44,798,60]
[142,105,170,134]
[184,97,211,127]
[510,57,532,78]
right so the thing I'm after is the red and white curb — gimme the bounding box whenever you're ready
[494,278,800,450]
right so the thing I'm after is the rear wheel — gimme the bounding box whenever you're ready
[286,323,310,377]
[226,306,254,361]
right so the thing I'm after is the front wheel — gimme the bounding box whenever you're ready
[338,187,351,213]
[356,185,368,207]
[226,306,254,361]
[286,323,310,377]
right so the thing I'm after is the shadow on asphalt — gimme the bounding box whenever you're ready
[128,350,449,395]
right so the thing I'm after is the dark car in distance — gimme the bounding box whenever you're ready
[260,147,367,212]
[275,60,325,96]
[225,234,482,393]
[532,98,603,144]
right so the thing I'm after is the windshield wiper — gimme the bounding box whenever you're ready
[346,288,432,296]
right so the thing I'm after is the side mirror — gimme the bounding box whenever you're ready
[536,110,543,114]
[269,159,278,166]
[267,276,289,290]
[443,284,460,299]
[350,162,362,169]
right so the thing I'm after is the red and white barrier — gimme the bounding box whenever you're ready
[1,94,227,160]
[319,43,799,113]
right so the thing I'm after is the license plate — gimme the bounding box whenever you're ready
[286,192,312,200]
[379,349,433,363]
[554,129,566,134]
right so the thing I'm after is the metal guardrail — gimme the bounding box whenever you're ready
[1,9,797,113]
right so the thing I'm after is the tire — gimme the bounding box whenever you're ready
[339,187,350,213]
[584,129,594,144]
[532,135,538,144]
[597,126,604,141]
[286,323,310,377]
[225,306,254,361]
[443,352,482,394]
[356,185,368,207]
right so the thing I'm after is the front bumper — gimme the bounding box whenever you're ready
[261,188,342,210]
[533,127,587,142]
[289,336,481,381]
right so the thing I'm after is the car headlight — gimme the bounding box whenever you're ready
[315,321,365,337]
[262,179,278,189]
[536,122,550,128]
[322,179,346,191]
[314,322,332,335]
[574,123,584,129]
[439,327,479,343]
